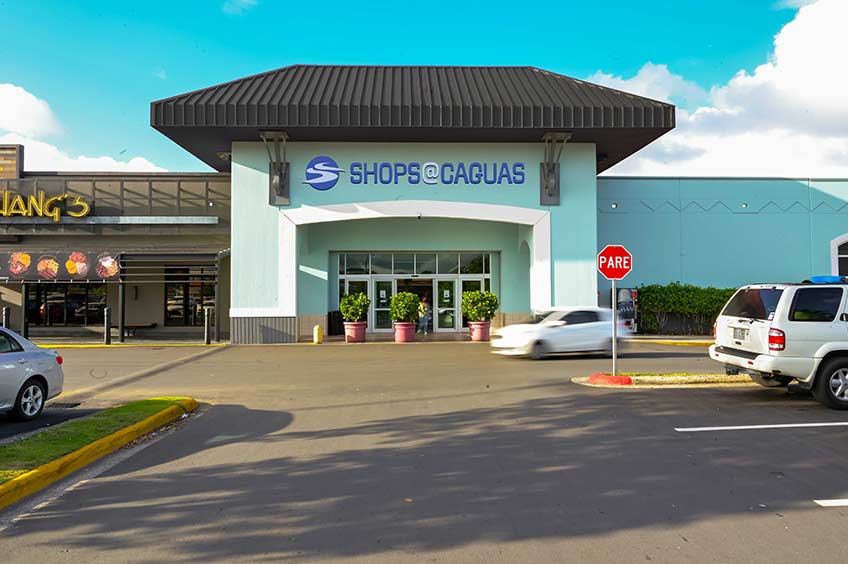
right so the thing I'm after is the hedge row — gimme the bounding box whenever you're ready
[637,283,736,335]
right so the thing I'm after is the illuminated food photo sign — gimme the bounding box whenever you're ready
[0,251,120,280]
[0,190,91,222]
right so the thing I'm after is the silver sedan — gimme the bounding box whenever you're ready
[0,327,64,421]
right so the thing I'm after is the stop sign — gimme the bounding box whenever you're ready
[597,245,633,280]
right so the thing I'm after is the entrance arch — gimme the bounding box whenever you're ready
[279,200,551,316]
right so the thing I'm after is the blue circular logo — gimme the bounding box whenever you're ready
[303,156,344,191]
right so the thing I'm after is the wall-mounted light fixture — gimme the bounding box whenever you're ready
[260,131,290,206]
[540,132,572,206]
[611,202,619,209]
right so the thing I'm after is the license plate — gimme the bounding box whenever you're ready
[732,328,748,340]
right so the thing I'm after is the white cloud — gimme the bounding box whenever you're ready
[152,68,167,80]
[774,0,817,8]
[222,0,257,14]
[602,0,848,177]
[0,133,166,173]
[588,63,708,109]
[0,83,61,137]
[0,83,166,172]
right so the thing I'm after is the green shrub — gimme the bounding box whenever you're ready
[390,292,420,323]
[637,282,736,335]
[339,292,370,322]
[461,290,499,322]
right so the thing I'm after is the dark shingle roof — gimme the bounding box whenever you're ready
[151,65,675,171]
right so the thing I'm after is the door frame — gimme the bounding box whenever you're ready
[433,278,458,332]
[371,277,395,333]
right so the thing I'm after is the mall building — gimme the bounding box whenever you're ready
[2,65,847,343]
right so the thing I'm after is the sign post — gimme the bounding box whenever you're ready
[597,245,633,377]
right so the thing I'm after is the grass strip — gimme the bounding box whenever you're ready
[0,397,188,485]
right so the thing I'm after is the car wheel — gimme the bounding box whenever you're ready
[530,341,547,360]
[12,378,46,421]
[813,358,848,410]
[749,373,793,388]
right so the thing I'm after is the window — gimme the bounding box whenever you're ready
[722,288,784,320]
[437,253,459,274]
[789,288,843,322]
[415,254,436,275]
[460,253,485,274]
[370,254,392,275]
[839,242,848,276]
[165,269,216,327]
[393,254,414,274]
[345,254,369,274]
[26,284,107,327]
[564,310,600,325]
[0,331,22,353]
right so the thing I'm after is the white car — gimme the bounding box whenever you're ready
[0,327,64,421]
[710,277,848,409]
[491,307,630,359]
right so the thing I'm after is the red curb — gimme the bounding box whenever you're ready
[588,373,633,386]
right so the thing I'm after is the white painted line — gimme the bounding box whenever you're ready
[675,422,848,433]
[814,499,848,507]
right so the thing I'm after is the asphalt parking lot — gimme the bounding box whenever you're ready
[2,342,848,563]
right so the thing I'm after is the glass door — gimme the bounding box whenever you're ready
[460,278,484,329]
[372,278,394,331]
[435,279,457,332]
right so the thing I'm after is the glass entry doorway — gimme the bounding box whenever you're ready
[337,252,494,333]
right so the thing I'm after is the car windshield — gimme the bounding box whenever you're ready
[516,311,563,324]
[722,288,784,320]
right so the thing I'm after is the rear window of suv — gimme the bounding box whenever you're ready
[722,288,784,320]
[789,287,844,322]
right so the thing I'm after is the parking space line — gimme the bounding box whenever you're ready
[675,422,848,432]
[814,499,848,507]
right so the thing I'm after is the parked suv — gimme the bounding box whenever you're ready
[710,277,848,409]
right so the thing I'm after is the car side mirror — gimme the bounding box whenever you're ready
[551,320,567,327]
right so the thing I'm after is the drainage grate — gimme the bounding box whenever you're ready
[46,402,82,409]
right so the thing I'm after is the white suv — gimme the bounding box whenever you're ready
[710,278,848,409]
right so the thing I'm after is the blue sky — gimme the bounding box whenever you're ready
[3,0,842,175]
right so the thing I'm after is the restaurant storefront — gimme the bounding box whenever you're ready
[0,145,231,340]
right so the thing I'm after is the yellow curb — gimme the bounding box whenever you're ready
[572,376,756,389]
[37,343,227,349]
[627,339,713,347]
[0,397,198,511]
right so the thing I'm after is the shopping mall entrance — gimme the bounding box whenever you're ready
[336,252,494,333]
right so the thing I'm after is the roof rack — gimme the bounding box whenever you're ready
[802,276,848,284]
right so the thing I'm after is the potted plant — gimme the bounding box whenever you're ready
[461,290,499,342]
[340,292,370,343]
[390,291,420,342]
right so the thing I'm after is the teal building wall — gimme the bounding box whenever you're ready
[230,142,599,321]
[597,177,848,297]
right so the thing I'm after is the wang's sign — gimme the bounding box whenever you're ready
[303,156,526,191]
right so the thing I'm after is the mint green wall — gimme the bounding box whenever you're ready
[299,218,528,315]
[597,177,848,297]
[230,152,280,309]
[231,142,598,312]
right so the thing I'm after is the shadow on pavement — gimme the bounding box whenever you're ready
[0,408,99,441]
[7,385,846,561]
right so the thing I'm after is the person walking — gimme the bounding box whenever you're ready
[418,293,432,334]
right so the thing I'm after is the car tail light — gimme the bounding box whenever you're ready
[55,355,63,365]
[712,321,717,338]
[768,329,785,351]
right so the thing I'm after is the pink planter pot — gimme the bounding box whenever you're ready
[344,321,367,343]
[393,322,416,343]
[468,321,492,342]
